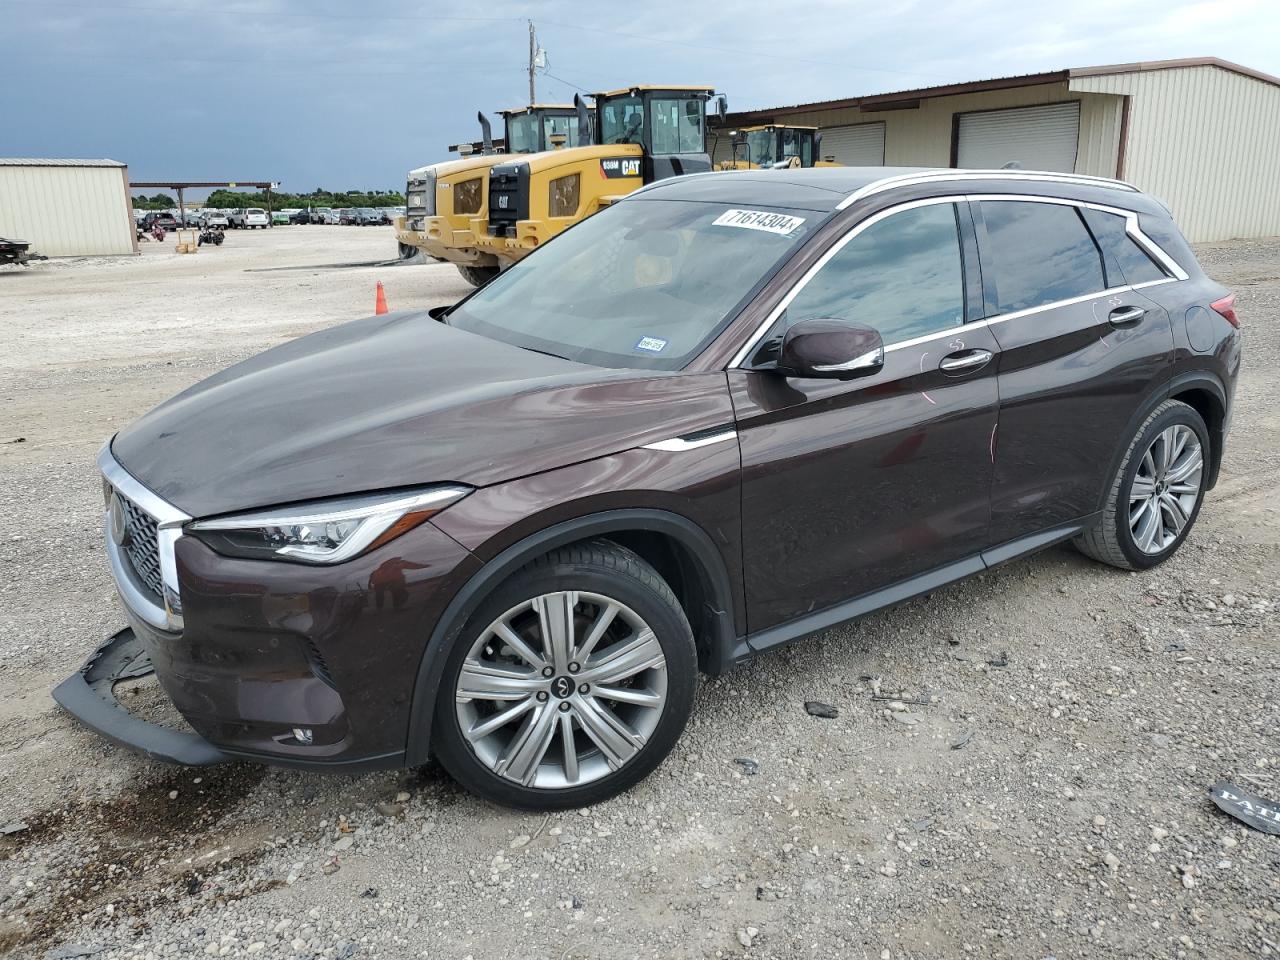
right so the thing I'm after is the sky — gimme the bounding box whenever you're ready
[3,0,1277,199]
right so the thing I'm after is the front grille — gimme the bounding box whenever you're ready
[117,491,163,601]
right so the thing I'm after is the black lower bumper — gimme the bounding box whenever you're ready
[52,628,228,766]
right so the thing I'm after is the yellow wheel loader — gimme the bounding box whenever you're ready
[712,124,842,170]
[472,85,725,269]
[394,104,593,285]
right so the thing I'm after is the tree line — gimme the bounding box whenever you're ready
[131,189,407,211]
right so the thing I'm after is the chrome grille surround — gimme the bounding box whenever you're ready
[99,444,191,633]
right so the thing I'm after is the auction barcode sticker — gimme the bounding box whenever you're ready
[712,209,806,236]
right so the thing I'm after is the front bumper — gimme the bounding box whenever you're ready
[52,627,227,766]
[63,448,483,768]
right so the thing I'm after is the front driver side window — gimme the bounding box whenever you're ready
[782,202,966,345]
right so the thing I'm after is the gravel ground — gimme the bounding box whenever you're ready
[0,226,1276,960]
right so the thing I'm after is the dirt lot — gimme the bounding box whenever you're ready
[0,225,1276,960]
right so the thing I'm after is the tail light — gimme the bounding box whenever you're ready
[1211,293,1239,328]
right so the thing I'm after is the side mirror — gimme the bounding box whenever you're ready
[777,319,884,379]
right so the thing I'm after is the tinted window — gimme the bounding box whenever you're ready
[980,200,1106,313]
[1080,207,1169,285]
[782,202,965,345]
[601,97,643,144]
[449,199,817,370]
[651,98,704,154]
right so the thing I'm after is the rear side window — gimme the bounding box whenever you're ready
[1080,208,1169,285]
[782,202,965,344]
[979,200,1106,314]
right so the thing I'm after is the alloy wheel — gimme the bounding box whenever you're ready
[454,591,668,790]
[1129,423,1203,554]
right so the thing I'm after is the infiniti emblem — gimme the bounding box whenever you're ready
[108,492,129,547]
[551,676,574,700]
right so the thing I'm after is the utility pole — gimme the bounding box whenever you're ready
[528,20,536,105]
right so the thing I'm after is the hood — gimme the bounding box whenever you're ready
[111,312,732,517]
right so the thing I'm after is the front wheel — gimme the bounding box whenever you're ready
[456,264,499,287]
[432,540,697,810]
[1074,399,1210,570]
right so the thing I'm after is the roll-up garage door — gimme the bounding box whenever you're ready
[955,102,1080,172]
[818,122,885,165]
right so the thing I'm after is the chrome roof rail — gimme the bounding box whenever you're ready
[836,169,1140,210]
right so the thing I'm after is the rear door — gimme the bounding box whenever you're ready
[974,196,1176,546]
[732,198,999,634]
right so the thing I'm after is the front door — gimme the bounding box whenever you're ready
[732,199,1000,635]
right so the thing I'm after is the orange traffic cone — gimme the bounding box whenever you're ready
[374,281,388,315]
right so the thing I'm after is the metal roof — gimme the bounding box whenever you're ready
[0,158,126,168]
[725,57,1280,123]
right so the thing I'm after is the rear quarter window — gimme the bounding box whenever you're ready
[979,200,1107,314]
[1080,208,1169,285]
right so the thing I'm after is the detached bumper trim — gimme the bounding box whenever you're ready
[52,627,227,766]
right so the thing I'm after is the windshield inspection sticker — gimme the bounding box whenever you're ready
[712,209,806,236]
[634,336,668,353]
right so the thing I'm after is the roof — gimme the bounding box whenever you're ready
[725,56,1280,122]
[595,85,715,97]
[498,104,579,115]
[0,158,126,168]
[633,166,1161,215]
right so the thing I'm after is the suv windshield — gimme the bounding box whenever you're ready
[448,198,820,370]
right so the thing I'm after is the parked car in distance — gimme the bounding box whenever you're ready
[310,207,333,224]
[244,208,270,229]
[355,207,385,226]
[200,211,230,228]
[289,210,312,225]
[59,167,1240,810]
[337,208,358,225]
[141,212,178,231]
[226,209,245,228]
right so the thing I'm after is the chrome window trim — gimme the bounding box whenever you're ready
[727,191,1187,369]
[98,444,190,633]
[835,169,1139,211]
[641,429,737,452]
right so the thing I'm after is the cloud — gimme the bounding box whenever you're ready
[2,0,1276,188]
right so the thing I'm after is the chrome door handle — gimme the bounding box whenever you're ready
[1108,305,1146,326]
[938,348,993,374]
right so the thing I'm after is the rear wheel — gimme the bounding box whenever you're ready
[457,264,499,287]
[398,242,418,260]
[1074,400,1209,570]
[433,540,697,810]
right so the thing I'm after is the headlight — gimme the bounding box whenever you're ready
[453,178,482,215]
[187,486,470,564]
[549,173,580,218]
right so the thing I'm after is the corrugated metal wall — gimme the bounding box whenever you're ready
[0,163,136,256]
[1071,66,1280,242]
[761,82,1123,178]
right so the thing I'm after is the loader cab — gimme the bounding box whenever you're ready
[725,125,821,169]
[595,86,717,181]
[500,104,594,153]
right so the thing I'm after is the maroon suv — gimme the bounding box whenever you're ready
[57,167,1241,809]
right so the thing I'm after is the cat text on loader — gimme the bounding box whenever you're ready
[475,86,726,268]
[395,104,590,285]
[713,124,841,170]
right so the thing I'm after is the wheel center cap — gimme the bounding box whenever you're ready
[550,676,575,700]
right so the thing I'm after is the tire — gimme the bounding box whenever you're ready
[398,242,418,261]
[1074,399,1210,570]
[457,264,499,287]
[432,539,697,810]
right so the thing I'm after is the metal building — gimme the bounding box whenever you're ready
[0,159,137,256]
[718,57,1280,242]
